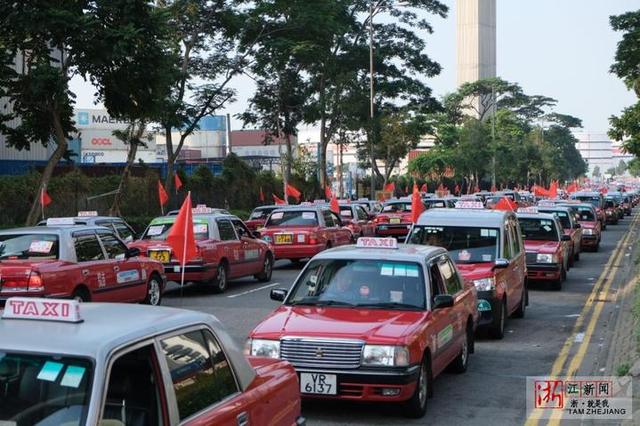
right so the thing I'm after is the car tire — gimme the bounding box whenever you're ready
[143,274,163,306]
[404,355,431,418]
[211,262,228,294]
[551,273,563,291]
[488,298,506,339]
[594,242,599,252]
[255,253,273,283]
[513,286,527,318]
[568,249,575,267]
[449,323,471,373]
[561,264,567,282]
[72,287,91,303]
[574,250,580,262]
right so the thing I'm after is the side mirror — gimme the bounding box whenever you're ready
[270,288,288,302]
[561,235,572,241]
[574,223,581,229]
[433,294,454,309]
[493,258,510,269]
[125,247,141,259]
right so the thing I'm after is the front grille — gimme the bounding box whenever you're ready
[280,338,364,369]
[526,252,537,264]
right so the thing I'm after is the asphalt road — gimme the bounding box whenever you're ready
[164,213,637,426]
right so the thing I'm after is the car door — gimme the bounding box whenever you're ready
[216,218,245,278]
[428,260,458,376]
[505,220,523,315]
[356,205,374,236]
[436,255,466,353]
[159,328,252,426]
[510,217,526,311]
[96,230,146,302]
[231,218,264,274]
[71,230,112,301]
[330,211,352,245]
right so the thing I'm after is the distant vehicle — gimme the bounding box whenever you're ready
[537,205,583,265]
[560,203,602,251]
[375,198,423,239]
[337,203,376,238]
[0,299,304,425]
[245,205,282,231]
[569,191,606,229]
[38,214,136,242]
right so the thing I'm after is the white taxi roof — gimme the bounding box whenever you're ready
[515,212,559,221]
[0,303,256,391]
[313,243,446,262]
[415,208,513,228]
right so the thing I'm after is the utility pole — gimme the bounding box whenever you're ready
[491,86,496,190]
[369,1,375,200]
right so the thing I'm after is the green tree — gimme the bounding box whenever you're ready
[616,159,628,176]
[592,165,601,178]
[626,158,640,177]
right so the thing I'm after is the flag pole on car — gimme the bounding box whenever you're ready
[166,191,197,294]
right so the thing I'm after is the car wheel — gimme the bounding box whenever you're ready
[404,355,431,418]
[551,271,563,291]
[568,249,575,267]
[72,287,90,303]
[212,263,228,294]
[513,286,527,318]
[488,298,506,339]
[255,253,273,283]
[449,323,471,373]
[143,274,162,306]
[574,250,580,262]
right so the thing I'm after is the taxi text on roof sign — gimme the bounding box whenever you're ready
[46,217,76,226]
[518,207,539,213]
[193,205,213,214]
[454,201,484,209]
[356,237,398,249]
[77,211,98,217]
[2,297,82,323]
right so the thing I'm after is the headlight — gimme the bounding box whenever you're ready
[472,277,495,291]
[583,228,593,235]
[247,339,280,359]
[362,345,410,367]
[536,253,558,263]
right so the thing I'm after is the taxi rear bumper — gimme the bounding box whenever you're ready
[272,243,326,260]
[580,234,599,247]
[295,366,420,402]
[375,224,411,237]
[162,262,217,283]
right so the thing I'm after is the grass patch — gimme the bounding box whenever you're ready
[616,363,631,376]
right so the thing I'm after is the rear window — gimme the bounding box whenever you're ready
[518,218,559,241]
[265,211,318,227]
[539,210,571,229]
[249,207,277,220]
[142,221,209,241]
[409,225,499,263]
[576,208,595,221]
[382,203,412,213]
[0,234,59,260]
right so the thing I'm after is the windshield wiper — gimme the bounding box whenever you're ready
[289,299,355,307]
[355,302,423,310]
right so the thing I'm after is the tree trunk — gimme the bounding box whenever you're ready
[25,112,69,226]
[164,126,175,209]
[338,144,344,198]
[284,133,292,182]
[318,76,327,190]
[109,124,145,216]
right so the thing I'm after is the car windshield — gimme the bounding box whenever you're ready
[573,196,600,208]
[0,352,93,426]
[539,210,571,229]
[518,218,559,241]
[575,208,595,221]
[249,208,276,220]
[425,200,446,208]
[339,207,353,217]
[265,211,318,227]
[605,200,616,208]
[382,203,411,213]
[0,234,59,260]
[409,225,499,263]
[287,259,425,310]
[142,220,209,241]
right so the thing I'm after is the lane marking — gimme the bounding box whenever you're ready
[525,212,640,426]
[226,282,282,299]
[573,332,584,343]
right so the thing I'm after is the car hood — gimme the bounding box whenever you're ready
[524,240,560,253]
[251,306,428,345]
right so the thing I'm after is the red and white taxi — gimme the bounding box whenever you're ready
[408,208,527,339]
[0,298,304,425]
[247,238,478,418]
[374,198,424,239]
[245,205,281,231]
[0,223,165,305]
[338,203,376,238]
[561,203,602,251]
[130,210,274,293]
[537,205,583,265]
[258,206,353,263]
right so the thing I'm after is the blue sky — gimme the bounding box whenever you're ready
[71,0,638,133]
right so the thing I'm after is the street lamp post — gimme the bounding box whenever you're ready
[369,2,375,200]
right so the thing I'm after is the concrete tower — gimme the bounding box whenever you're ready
[457,0,497,93]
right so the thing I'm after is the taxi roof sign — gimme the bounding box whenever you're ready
[77,211,98,217]
[356,237,398,249]
[192,205,213,214]
[46,217,76,226]
[517,207,539,213]
[2,297,82,323]
[454,201,484,209]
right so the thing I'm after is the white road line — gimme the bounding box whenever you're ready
[227,282,281,299]
[565,314,580,318]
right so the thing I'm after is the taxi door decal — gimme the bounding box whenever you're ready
[116,270,141,284]
[436,324,453,349]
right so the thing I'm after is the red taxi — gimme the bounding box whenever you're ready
[258,206,353,263]
[561,203,602,251]
[374,198,424,239]
[338,203,375,238]
[408,208,527,339]
[537,205,582,265]
[0,224,165,305]
[247,238,478,418]
[130,210,274,293]
[246,205,281,231]
[570,191,606,230]
[516,211,572,290]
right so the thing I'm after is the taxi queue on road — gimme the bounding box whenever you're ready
[0,187,638,424]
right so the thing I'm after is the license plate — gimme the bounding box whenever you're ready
[149,250,170,263]
[390,218,401,224]
[275,234,293,244]
[300,373,337,395]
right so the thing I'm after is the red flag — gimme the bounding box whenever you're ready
[454,184,461,195]
[330,196,340,215]
[384,182,395,193]
[533,185,549,197]
[566,182,578,194]
[40,188,52,207]
[174,173,183,193]
[166,192,197,268]
[259,187,265,202]
[420,183,427,192]
[285,184,301,201]
[494,197,517,211]
[325,185,333,200]
[548,180,558,199]
[158,181,169,206]
[411,183,425,223]
[272,194,286,205]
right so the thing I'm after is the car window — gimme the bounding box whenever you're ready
[217,219,237,241]
[74,232,105,261]
[0,233,59,260]
[339,207,353,218]
[114,223,135,241]
[382,203,412,213]
[519,218,559,241]
[438,257,462,294]
[231,219,252,238]
[409,225,499,264]
[503,225,513,260]
[323,211,336,227]
[266,211,319,227]
[356,206,368,221]
[330,211,342,226]
[97,231,128,259]
[509,222,520,256]
[102,345,164,426]
[429,262,445,303]
[161,330,239,421]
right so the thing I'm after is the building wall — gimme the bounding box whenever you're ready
[574,132,635,175]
